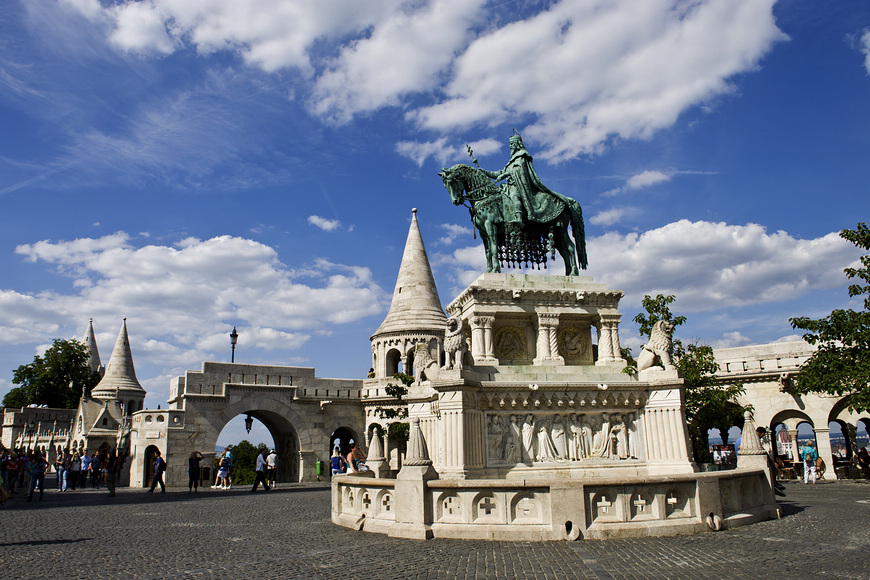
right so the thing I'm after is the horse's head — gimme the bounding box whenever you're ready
[438,164,468,206]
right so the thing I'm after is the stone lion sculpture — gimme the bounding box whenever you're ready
[442,316,468,370]
[636,320,675,373]
[414,343,440,386]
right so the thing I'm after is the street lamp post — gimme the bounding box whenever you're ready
[230,326,239,363]
[26,418,36,451]
[245,413,254,434]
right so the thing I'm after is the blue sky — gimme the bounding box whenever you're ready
[2,1,869,447]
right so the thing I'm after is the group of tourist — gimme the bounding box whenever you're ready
[0,443,125,502]
[330,442,367,476]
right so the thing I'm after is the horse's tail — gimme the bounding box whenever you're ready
[568,200,588,270]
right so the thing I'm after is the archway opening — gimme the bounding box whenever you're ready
[214,411,298,485]
[385,348,402,376]
[143,444,160,488]
[330,426,358,459]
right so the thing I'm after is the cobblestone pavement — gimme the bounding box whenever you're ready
[1,479,868,579]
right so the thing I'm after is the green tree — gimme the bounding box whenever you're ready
[3,339,102,409]
[217,439,267,485]
[630,294,747,463]
[789,223,870,413]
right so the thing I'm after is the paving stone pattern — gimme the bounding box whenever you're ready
[1,479,868,579]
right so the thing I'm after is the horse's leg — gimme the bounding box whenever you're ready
[484,219,501,273]
[476,220,497,273]
[555,215,579,276]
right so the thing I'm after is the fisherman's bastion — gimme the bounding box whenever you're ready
[3,208,868,540]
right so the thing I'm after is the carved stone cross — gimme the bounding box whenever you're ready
[480,496,496,516]
[517,497,535,516]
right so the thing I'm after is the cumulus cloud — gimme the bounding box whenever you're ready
[590,208,626,226]
[626,170,671,190]
[411,0,785,161]
[3,234,389,369]
[61,0,785,163]
[437,223,473,246]
[440,220,861,313]
[711,331,754,349]
[308,215,342,231]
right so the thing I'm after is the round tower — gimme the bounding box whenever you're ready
[370,209,446,379]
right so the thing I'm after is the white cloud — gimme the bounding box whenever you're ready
[308,215,342,231]
[437,223,472,246]
[107,1,177,55]
[440,220,861,313]
[4,234,389,367]
[585,220,860,311]
[858,29,870,74]
[590,208,626,226]
[626,170,671,190]
[711,331,754,349]
[412,0,785,161]
[396,137,500,167]
[309,0,486,122]
[61,1,785,163]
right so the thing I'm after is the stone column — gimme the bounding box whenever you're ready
[596,313,623,365]
[470,316,496,363]
[437,388,483,478]
[596,322,612,363]
[534,312,563,365]
[813,427,837,480]
[643,387,693,474]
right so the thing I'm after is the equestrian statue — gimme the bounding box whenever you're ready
[439,132,587,275]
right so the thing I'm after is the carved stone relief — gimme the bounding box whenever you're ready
[485,411,642,466]
[557,326,588,361]
[494,326,527,359]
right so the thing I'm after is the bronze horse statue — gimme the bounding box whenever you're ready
[439,163,587,275]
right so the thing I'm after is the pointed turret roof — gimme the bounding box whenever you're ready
[91,319,145,400]
[82,319,102,375]
[374,209,446,336]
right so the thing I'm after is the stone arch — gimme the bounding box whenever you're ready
[143,444,161,488]
[208,406,302,484]
[330,426,361,458]
[385,348,402,376]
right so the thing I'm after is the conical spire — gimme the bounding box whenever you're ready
[404,417,433,466]
[82,318,102,375]
[738,410,766,456]
[91,319,144,400]
[374,209,446,336]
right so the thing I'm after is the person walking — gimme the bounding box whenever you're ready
[251,448,270,492]
[188,451,203,494]
[148,450,166,493]
[801,440,819,484]
[266,449,278,488]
